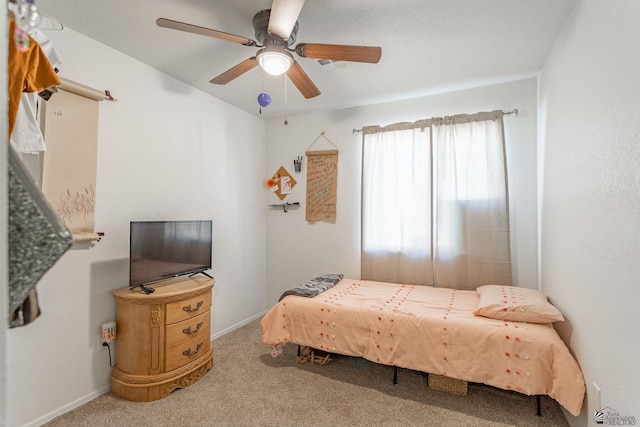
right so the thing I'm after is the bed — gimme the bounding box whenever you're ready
[261,277,585,417]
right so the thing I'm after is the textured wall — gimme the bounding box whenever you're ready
[539,1,640,424]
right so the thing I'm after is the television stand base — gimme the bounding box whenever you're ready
[129,284,155,294]
[189,271,213,280]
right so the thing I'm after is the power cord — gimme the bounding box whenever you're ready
[102,342,116,367]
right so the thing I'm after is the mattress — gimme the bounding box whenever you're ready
[261,278,585,416]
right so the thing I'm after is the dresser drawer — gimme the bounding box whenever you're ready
[165,311,211,372]
[166,291,211,324]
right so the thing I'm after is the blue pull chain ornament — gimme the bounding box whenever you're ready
[258,92,271,114]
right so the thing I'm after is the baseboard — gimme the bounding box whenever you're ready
[210,310,267,341]
[23,385,110,427]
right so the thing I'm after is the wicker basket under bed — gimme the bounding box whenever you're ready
[428,374,468,396]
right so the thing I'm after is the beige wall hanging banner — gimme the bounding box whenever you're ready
[305,131,338,222]
[40,79,113,243]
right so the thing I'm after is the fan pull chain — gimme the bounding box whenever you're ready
[257,71,271,114]
[260,72,264,115]
[284,75,289,125]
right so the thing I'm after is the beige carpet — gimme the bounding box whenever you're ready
[44,318,569,426]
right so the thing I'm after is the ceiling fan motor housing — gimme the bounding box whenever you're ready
[253,9,298,47]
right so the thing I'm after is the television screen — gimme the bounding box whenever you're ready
[129,220,212,288]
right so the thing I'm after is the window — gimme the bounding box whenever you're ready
[361,111,511,289]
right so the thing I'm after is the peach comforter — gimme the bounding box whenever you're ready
[261,279,585,416]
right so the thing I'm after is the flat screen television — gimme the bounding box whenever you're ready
[129,220,212,293]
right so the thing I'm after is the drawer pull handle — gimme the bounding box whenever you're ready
[182,322,203,335]
[183,301,203,313]
[183,343,203,356]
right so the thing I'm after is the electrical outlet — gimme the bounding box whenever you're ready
[97,334,108,352]
[592,382,601,411]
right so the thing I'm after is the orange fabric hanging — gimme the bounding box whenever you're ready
[7,17,61,138]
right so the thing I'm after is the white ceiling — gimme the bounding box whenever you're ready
[35,0,576,121]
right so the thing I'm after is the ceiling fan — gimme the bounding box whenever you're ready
[156,0,382,99]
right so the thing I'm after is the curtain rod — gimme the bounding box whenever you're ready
[351,109,519,135]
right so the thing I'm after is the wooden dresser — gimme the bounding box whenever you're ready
[110,276,215,402]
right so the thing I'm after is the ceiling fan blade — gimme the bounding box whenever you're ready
[267,0,305,40]
[295,43,382,63]
[210,57,259,85]
[286,62,320,99]
[157,18,257,46]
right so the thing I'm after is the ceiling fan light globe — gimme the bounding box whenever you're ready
[257,48,293,76]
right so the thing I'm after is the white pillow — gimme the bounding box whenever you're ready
[474,285,564,323]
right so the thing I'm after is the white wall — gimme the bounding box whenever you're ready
[539,1,640,425]
[6,28,267,427]
[265,78,539,303]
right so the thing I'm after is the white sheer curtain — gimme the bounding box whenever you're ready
[361,124,433,285]
[361,111,511,289]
